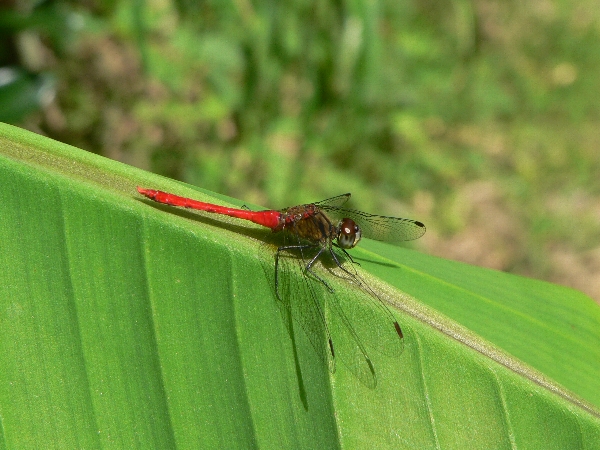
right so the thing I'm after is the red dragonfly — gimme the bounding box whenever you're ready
[137,187,425,386]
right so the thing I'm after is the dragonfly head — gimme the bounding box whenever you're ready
[337,218,362,249]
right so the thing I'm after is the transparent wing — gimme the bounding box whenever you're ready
[259,231,390,387]
[259,210,406,388]
[319,205,426,244]
[311,193,351,209]
[324,249,405,359]
[259,235,336,374]
[314,247,405,388]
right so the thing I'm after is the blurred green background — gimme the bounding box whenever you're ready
[2,0,599,303]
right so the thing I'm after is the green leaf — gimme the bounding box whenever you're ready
[0,122,599,448]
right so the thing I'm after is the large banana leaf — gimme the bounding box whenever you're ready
[0,122,599,448]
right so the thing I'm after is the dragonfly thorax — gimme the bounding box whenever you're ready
[336,218,362,249]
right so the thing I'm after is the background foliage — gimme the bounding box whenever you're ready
[3,0,600,302]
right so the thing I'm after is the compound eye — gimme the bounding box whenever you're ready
[337,218,362,249]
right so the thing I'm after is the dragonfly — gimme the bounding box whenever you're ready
[137,187,426,386]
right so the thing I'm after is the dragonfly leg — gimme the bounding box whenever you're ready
[304,246,335,293]
[328,246,365,288]
[275,244,317,299]
[275,244,334,293]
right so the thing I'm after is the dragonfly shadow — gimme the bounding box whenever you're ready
[280,295,309,410]
[137,198,272,242]
[343,253,399,269]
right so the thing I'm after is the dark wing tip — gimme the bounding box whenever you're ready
[394,321,404,339]
[410,220,426,240]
